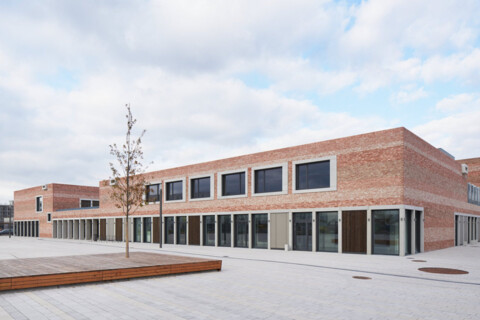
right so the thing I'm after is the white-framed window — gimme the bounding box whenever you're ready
[218,169,248,199]
[189,174,214,201]
[36,196,43,212]
[292,156,337,194]
[80,199,100,208]
[164,177,186,203]
[47,213,52,223]
[251,163,288,196]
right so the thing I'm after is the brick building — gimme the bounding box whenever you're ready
[13,127,480,255]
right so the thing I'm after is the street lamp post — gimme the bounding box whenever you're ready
[159,185,163,248]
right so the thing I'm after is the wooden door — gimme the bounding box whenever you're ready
[115,218,123,241]
[100,219,107,241]
[152,217,159,243]
[188,216,200,245]
[342,210,367,253]
[270,213,288,249]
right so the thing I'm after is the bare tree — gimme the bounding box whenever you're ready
[109,104,148,258]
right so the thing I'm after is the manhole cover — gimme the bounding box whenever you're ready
[406,257,414,259]
[419,267,468,275]
[353,276,371,280]
[412,260,427,262]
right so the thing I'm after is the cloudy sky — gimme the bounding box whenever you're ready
[1,0,479,203]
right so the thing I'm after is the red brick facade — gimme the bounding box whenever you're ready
[13,127,480,252]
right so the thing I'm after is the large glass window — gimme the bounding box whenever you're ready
[296,161,330,190]
[80,199,100,208]
[234,214,249,247]
[252,214,268,249]
[191,177,210,199]
[316,211,338,252]
[293,212,312,251]
[166,181,183,201]
[254,167,282,194]
[165,217,174,244]
[146,184,160,202]
[372,209,399,255]
[203,215,215,246]
[222,172,245,196]
[36,196,43,212]
[176,216,186,244]
[143,217,151,243]
[134,218,141,242]
[218,215,231,247]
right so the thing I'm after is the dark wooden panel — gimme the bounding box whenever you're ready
[100,219,107,241]
[189,216,200,245]
[152,217,160,243]
[115,218,123,242]
[342,210,367,254]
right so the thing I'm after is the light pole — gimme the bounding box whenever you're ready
[159,184,163,248]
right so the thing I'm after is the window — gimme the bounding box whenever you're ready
[191,177,210,199]
[80,199,100,208]
[164,217,174,244]
[254,167,282,194]
[36,196,43,212]
[222,172,245,196]
[176,216,187,244]
[47,213,52,223]
[234,214,248,248]
[146,184,161,202]
[296,160,330,190]
[166,180,183,201]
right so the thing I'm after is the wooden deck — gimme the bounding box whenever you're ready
[0,252,222,291]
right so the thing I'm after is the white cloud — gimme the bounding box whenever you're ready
[435,93,479,113]
[391,86,427,104]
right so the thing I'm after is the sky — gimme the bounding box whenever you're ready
[1,0,480,203]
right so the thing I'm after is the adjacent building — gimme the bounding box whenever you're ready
[13,127,480,255]
[0,202,14,231]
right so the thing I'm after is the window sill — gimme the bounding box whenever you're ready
[292,186,337,194]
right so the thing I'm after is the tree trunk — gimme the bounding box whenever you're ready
[125,216,129,258]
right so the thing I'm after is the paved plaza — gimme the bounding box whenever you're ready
[0,237,479,319]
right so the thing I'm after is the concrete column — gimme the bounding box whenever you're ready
[367,209,372,255]
[399,207,406,256]
[74,220,79,240]
[338,211,343,254]
[312,212,317,252]
[230,214,234,247]
[288,212,293,251]
[267,212,271,250]
[248,213,252,249]
[215,215,218,247]
[200,215,203,246]
[411,213,416,254]
[185,216,189,245]
[80,220,85,240]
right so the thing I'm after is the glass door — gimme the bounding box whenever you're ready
[293,212,312,251]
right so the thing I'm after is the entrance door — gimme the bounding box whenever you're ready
[270,213,288,249]
[405,210,412,255]
[293,212,312,251]
[115,218,123,241]
[342,210,367,254]
[189,216,200,245]
[152,217,159,243]
[100,219,107,241]
[415,211,421,253]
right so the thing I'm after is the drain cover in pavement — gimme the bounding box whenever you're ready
[418,267,468,275]
[353,276,371,280]
[412,260,427,262]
